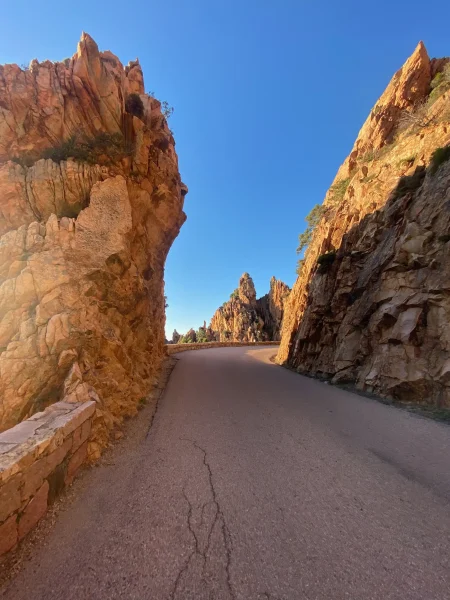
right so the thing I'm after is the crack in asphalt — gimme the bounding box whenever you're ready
[170,438,236,600]
[183,487,201,556]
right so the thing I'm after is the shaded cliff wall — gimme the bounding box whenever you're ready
[257,277,291,341]
[277,42,450,406]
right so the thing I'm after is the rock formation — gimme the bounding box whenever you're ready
[182,328,198,343]
[175,323,217,344]
[171,330,181,344]
[277,42,450,406]
[257,277,292,341]
[0,33,187,456]
[210,273,290,342]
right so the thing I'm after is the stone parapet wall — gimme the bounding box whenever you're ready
[0,401,95,556]
[166,341,280,355]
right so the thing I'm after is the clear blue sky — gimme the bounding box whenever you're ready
[2,1,450,336]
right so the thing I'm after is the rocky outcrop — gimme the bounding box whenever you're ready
[210,273,290,342]
[0,33,187,456]
[171,330,181,344]
[277,43,450,406]
[257,277,291,341]
[238,272,257,305]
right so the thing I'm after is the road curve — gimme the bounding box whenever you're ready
[2,347,450,600]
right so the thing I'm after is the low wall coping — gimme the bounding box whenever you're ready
[0,401,96,485]
[166,341,280,354]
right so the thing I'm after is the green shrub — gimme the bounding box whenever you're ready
[161,100,174,120]
[230,289,240,300]
[10,133,132,168]
[296,259,305,276]
[361,150,376,162]
[429,145,450,175]
[10,153,36,168]
[41,135,89,163]
[297,229,313,255]
[125,93,145,119]
[296,204,324,256]
[360,143,394,163]
[306,205,324,228]
[196,327,208,343]
[431,72,444,89]
[427,64,450,107]
[329,178,350,202]
[146,92,173,120]
[428,86,449,106]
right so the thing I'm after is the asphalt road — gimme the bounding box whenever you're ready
[2,347,450,600]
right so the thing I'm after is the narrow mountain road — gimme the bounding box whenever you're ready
[2,347,450,600]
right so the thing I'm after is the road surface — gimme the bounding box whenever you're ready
[2,347,450,600]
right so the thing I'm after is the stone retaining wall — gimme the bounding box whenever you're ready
[0,401,95,556]
[166,341,280,355]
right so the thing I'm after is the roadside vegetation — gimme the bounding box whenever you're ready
[176,325,214,344]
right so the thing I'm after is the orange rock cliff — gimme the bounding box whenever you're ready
[210,273,290,342]
[277,42,450,406]
[0,33,187,457]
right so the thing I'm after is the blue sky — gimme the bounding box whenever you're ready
[2,1,450,337]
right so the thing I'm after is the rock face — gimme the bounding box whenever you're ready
[210,274,290,342]
[171,330,181,344]
[238,272,257,305]
[277,43,450,406]
[258,277,292,341]
[0,33,187,455]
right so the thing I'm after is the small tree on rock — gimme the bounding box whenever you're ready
[296,204,324,276]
